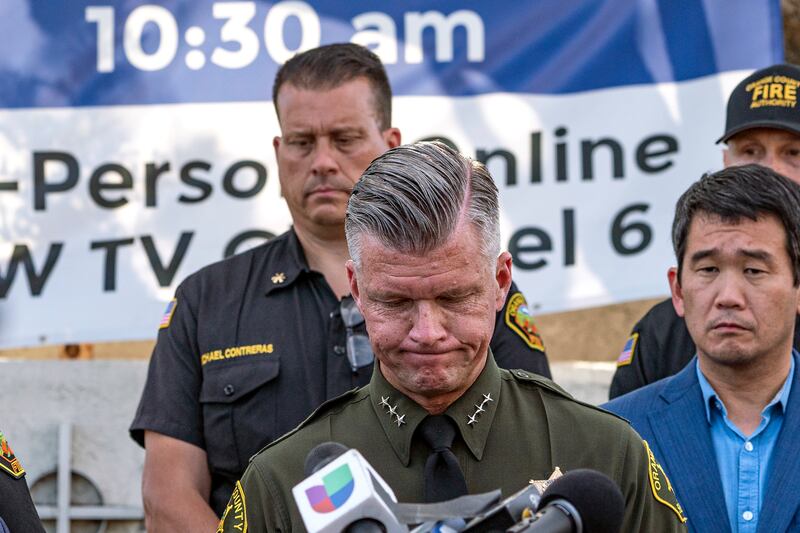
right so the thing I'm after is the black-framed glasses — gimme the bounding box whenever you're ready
[340,296,374,372]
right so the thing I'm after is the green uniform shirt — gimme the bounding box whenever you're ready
[218,353,686,532]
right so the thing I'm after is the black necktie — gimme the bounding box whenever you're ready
[418,415,468,502]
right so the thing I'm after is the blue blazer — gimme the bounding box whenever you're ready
[603,352,800,533]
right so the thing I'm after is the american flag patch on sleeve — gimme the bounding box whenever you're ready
[159,299,177,329]
[616,333,638,367]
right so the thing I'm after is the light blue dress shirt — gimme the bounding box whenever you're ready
[697,356,795,533]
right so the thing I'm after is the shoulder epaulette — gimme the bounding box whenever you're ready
[507,368,571,395]
[505,369,629,424]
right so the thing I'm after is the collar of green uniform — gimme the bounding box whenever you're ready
[263,227,311,295]
[368,350,502,466]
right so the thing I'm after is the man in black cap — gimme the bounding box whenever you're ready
[609,63,800,399]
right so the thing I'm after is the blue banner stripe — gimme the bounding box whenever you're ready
[657,0,717,80]
[0,0,783,109]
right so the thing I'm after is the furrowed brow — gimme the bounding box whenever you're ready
[740,249,773,263]
[688,249,716,264]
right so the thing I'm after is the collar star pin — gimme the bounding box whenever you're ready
[379,396,391,408]
[467,392,494,427]
[271,272,286,284]
[395,414,406,427]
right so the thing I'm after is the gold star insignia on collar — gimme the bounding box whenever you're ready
[271,272,286,284]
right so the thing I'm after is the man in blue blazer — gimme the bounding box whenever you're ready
[605,164,800,533]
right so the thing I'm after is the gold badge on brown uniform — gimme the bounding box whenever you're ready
[505,293,545,351]
[643,440,686,523]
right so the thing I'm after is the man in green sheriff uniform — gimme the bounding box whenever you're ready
[218,142,687,532]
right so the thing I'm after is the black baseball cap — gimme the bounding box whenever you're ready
[717,63,800,144]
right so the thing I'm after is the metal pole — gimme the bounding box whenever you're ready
[56,421,72,533]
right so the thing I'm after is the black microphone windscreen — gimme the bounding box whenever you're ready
[344,518,386,532]
[538,469,624,533]
[303,442,349,477]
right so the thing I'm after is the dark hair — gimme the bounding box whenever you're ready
[272,43,392,130]
[345,141,500,267]
[672,164,800,284]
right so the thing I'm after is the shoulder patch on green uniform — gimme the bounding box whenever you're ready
[217,480,248,532]
[505,293,545,352]
[643,440,686,523]
[616,333,638,367]
[159,298,177,329]
[0,431,25,479]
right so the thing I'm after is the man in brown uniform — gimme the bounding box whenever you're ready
[218,142,687,532]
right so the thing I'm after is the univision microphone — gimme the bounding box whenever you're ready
[292,442,408,533]
[507,469,624,533]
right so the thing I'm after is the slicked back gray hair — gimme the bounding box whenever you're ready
[346,141,500,268]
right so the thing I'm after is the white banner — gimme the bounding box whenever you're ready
[0,0,782,347]
[0,72,743,346]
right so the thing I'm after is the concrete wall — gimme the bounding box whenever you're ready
[1,361,147,532]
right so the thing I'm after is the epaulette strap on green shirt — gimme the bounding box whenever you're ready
[507,367,630,424]
[507,368,572,396]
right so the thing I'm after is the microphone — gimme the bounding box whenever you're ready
[293,443,408,533]
[507,469,624,533]
[304,442,349,476]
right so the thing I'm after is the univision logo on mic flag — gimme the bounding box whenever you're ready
[305,463,355,513]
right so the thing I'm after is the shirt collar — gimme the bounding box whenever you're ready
[263,227,311,296]
[368,351,503,466]
[697,353,796,424]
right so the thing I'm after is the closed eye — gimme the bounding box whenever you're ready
[696,266,718,274]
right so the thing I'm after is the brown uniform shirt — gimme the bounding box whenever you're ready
[218,353,687,532]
